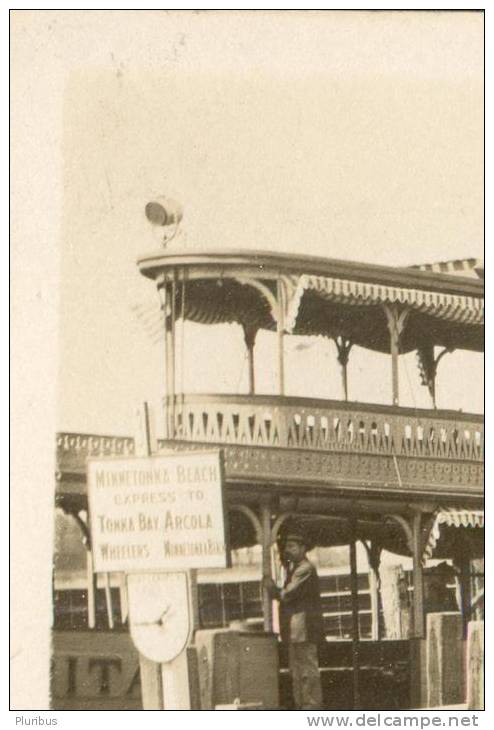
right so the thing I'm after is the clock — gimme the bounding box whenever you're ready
[127,572,191,663]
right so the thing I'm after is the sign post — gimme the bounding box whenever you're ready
[87,439,229,710]
[127,572,192,709]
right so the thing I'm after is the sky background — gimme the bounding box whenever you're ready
[50,10,484,436]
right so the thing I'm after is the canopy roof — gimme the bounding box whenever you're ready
[138,249,484,354]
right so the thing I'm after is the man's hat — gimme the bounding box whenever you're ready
[284,531,306,545]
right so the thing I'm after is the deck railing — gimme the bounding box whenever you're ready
[167,394,483,463]
[56,433,135,474]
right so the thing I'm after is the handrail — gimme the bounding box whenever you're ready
[165,393,483,424]
[166,393,484,463]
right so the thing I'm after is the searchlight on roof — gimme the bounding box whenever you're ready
[145,196,183,248]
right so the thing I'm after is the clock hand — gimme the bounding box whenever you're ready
[134,605,172,627]
[156,606,171,626]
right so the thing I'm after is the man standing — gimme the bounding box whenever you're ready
[265,531,324,710]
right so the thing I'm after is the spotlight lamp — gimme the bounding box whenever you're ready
[145,197,183,247]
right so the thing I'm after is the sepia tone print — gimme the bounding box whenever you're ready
[11,9,483,711]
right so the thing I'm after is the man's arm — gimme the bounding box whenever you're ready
[263,577,281,600]
[278,561,312,604]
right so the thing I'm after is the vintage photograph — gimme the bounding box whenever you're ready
[11,9,484,712]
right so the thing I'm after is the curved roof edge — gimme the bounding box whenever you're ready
[137,247,484,298]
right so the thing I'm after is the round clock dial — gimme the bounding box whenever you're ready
[127,572,191,663]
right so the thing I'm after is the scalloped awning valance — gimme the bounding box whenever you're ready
[422,507,484,562]
[136,249,484,353]
[285,274,484,332]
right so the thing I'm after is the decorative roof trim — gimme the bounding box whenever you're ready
[422,507,484,562]
[285,274,484,333]
[410,258,484,279]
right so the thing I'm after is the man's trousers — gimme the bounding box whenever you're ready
[288,642,323,710]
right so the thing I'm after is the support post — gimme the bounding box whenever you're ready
[189,568,200,629]
[362,541,381,641]
[411,512,425,639]
[103,572,114,630]
[119,572,129,624]
[380,564,410,639]
[260,499,273,632]
[368,569,380,641]
[140,655,164,710]
[426,612,464,707]
[86,548,97,630]
[243,325,257,395]
[276,279,285,396]
[466,621,484,710]
[71,511,97,630]
[430,377,436,409]
[349,518,360,709]
[456,554,472,638]
[161,652,192,710]
[410,512,426,709]
[383,305,409,407]
[163,279,176,438]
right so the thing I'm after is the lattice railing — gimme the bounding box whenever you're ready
[56,433,135,473]
[168,395,483,462]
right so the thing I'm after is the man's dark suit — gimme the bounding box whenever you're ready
[274,556,324,709]
[278,557,324,646]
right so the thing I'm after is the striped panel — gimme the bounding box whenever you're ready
[422,508,484,561]
[409,258,483,279]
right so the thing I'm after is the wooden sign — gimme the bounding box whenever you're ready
[87,450,228,573]
[127,572,191,663]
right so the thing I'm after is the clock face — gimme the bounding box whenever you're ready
[127,572,191,663]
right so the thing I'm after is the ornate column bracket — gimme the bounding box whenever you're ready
[228,503,301,549]
[385,511,437,564]
[233,274,302,330]
[232,276,304,396]
[385,514,414,553]
[418,511,440,564]
[242,324,258,349]
[279,275,302,332]
[361,539,382,575]
[61,507,91,549]
[333,336,353,401]
[233,277,279,321]
[417,344,454,409]
[383,305,410,406]
[334,336,353,366]
[383,304,409,347]
[270,511,299,545]
[229,504,263,544]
